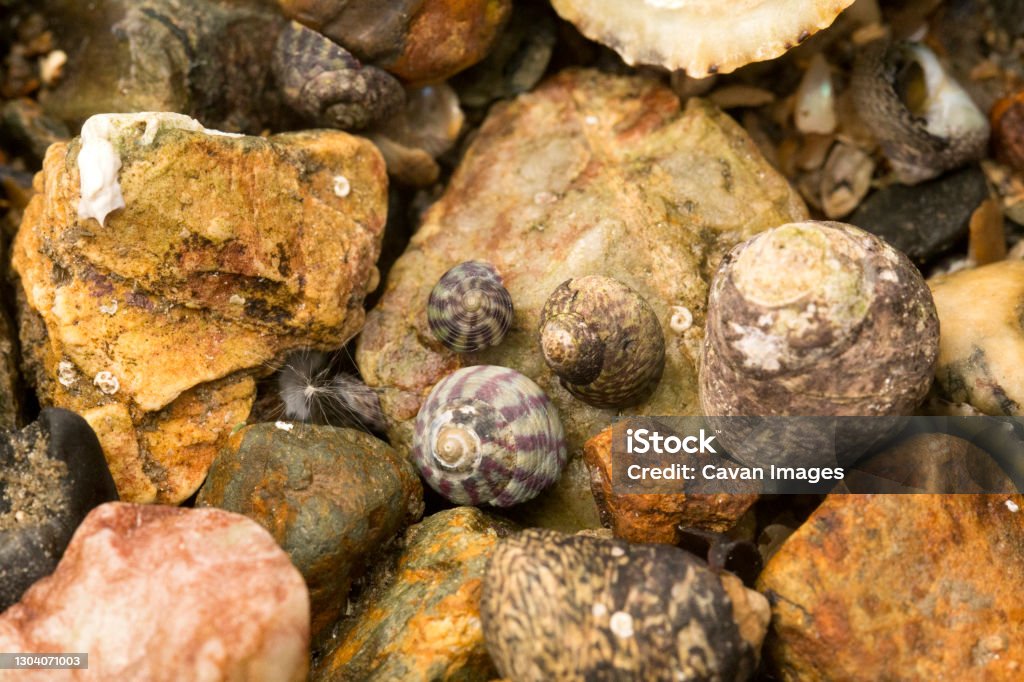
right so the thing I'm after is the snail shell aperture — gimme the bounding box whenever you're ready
[852,39,989,185]
[539,276,665,408]
[428,261,514,353]
[412,365,567,507]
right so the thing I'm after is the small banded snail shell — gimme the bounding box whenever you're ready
[412,365,567,507]
[539,276,665,408]
[428,261,514,353]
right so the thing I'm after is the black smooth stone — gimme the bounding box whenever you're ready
[849,165,989,264]
[0,408,118,611]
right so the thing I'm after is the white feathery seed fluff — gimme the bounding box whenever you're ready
[276,350,385,432]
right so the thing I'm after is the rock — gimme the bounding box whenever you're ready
[583,426,756,543]
[0,306,20,430]
[356,69,808,531]
[0,408,117,611]
[40,0,286,132]
[277,0,513,84]
[758,494,1024,680]
[314,507,514,681]
[1,98,70,167]
[12,112,387,503]
[197,422,424,639]
[0,502,310,682]
[848,165,988,263]
[481,528,770,681]
[929,260,1024,415]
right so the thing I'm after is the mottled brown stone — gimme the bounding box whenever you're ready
[356,69,807,531]
[12,116,387,503]
[197,423,424,640]
[583,426,757,543]
[314,507,514,681]
[0,502,310,682]
[758,494,1024,681]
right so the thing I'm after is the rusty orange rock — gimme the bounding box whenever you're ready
[583,426,757,543]
[12,113,387,504]
[758,494,1024,680]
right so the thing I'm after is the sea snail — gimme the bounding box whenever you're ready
[852,39,989,185]
[480,529,769,681]
[700,221,939,418]
[411,365,567,507]
[539,276,665,409]
[428,261,514,353]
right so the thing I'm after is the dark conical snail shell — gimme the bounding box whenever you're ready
[480,529,770,681]
[428,261,514,353]
[411,365,567,507]
[539,276,664,408]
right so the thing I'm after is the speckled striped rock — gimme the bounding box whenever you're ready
[412,365,567,507]
[428,261,514,353]
[481,528,770,681]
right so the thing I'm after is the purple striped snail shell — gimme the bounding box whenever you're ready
[411,365,567,507]
[428,261,514,353]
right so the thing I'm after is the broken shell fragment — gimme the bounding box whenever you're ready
[427,261,513,353]
[853,40,990,185]
[794,53,837,135]
[700,221,939,417]
[481,528,770,681]
[273,21,405,130]
[539,276,665,409]
[411,366,567,507]
[549,0,856,77]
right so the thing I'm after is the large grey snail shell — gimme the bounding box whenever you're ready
[427,261,514,353]
[852,39,989,185]
[411,365,567,507]
[539,276,665,409]
[480,529,769,681]
[273,21,405,131]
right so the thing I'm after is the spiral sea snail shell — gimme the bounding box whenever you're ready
[539,276,665,408]
[428,261,514,353]
[852,39,989,185]
[411,365,567,507]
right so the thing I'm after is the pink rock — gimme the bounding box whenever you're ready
[0,502,309,681]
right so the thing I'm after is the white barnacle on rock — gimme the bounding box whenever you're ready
[77,113,245,227]
[99,299,118,315]
[229,294,246,306]
[334,175,351,198]
[57,360,78,387]
[93,370,120,395]
[670,305,693,333]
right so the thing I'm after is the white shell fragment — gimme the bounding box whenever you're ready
[77,113,244,227]
[550,0,856,77]
[795,53,837,134]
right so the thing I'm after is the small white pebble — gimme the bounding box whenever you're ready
[670,305,693,334]
[93,371,120,395]
[609,611,634,639]
[99,299,118,315]
[275,421,294,432]
[591,602,608,618]
[610,546,625,557]
[57,360,78,387]
[228,294,246,306]
[39,49,67,85]
[333,175,351,198]
[1006,499,1020,513]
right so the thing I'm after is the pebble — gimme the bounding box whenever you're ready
[0,408,118,611]
[0,502,310,681]
[197,423,423,640]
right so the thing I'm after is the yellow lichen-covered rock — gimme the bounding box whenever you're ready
[356,69,807,530]
[13,113,387,504]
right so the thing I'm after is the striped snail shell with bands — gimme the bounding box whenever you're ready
[428,261,514,353]
[412,365,567,507]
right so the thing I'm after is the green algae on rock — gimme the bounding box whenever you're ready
[314,507,514,681]
[356,68,807,531]
[197,423,423,641]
